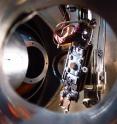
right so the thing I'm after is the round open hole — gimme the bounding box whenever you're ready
[0,2,117,124]
[3,5,116,115]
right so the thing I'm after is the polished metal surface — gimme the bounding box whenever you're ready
[38,6,64,30]
[24,40,48,84]
[3,32,28,89]
[0,0,117,124]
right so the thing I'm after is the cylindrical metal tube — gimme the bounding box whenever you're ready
[0,0,117,124]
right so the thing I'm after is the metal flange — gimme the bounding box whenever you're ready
[24,40,49,84]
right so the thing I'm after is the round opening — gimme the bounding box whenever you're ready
[8,5,117,115]
[0,2,117,124]
[1,3,117,118]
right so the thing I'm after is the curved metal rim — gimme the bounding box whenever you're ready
[52,50,67,79]
[0,0,117,124]
[24,40,49,84]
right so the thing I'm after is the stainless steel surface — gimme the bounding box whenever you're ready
[0,0,117,124]
[38,6,64,30]
[3,32,28,89]
[24,40,48,84]
[105,23,117,92]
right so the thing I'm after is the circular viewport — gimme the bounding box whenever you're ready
[43,5,117,113]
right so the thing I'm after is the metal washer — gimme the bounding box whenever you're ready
[24,40,49,84]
